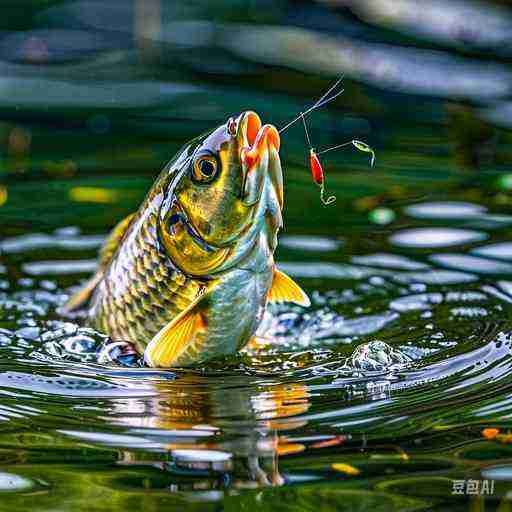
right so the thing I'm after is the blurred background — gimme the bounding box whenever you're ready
[3,2,512,509]
[1,0,511,236]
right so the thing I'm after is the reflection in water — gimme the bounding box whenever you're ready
[101,378,311,489]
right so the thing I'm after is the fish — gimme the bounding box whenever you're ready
[64,111,310,367]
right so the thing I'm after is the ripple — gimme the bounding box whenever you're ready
[278,262,385,280]
[390,293,443,312]
[430,254,512,274]
[392,269,477,285]
[0,472,36,492]
[0,29,114,64]
[58,430,163,449]
[0,77,201,110]
[171,449,232,463]
[404,201,487,220]
[0,372,156,398]
[472,242,512,260]
[22,259,97,276]
[318,312,399,338]
[467,214,512,229]
[0,232,105,254]
[390,228,487,248]
[483,102,512,129]
[280,236,342,252]
[37,323,110,362]
[481,465,512,481]
[351,253,428,270]
[224,25,512,100]
[348,0,512,52]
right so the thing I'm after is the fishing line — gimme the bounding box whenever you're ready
[300,112,336,205]
[276,75,375,205]
[317,139,376,167]
[301,113,312,148]
[315,141,353,156]
[278,76,345,134]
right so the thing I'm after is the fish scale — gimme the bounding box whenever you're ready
[89,191,204,352]
[64,111,305,367]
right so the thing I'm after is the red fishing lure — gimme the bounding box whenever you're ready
[309,149,323,185]
[309,148,336,205]
[278,76,374,205]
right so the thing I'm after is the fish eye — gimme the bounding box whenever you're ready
[192,154,218,183]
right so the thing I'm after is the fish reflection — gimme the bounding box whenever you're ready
[107,377,310,490]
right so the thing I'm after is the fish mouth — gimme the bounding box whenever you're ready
[237,111,280,164]
[236,111,283,209]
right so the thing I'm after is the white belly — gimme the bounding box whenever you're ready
[172,234,274,366]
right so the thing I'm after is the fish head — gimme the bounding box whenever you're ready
[159,111,283,276]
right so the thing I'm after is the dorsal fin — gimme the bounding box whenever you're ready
[62,271,103,313]
[63,213,135,312]
[98,213,136,268]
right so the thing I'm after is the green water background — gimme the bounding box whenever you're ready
[2,0,512,510]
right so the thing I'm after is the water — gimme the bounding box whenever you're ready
[2,0,512,510]
[2,187,512,510]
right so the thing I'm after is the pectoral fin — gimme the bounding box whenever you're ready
[144,290,210,367]
[268,268,310,307]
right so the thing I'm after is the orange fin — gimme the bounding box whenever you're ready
[62,271,103,312]
[144,291,209,367]
[268,268,310,307]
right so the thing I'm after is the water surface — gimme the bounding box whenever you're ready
[2,0,512,510]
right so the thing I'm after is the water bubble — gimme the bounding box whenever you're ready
[349,341,411,371]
